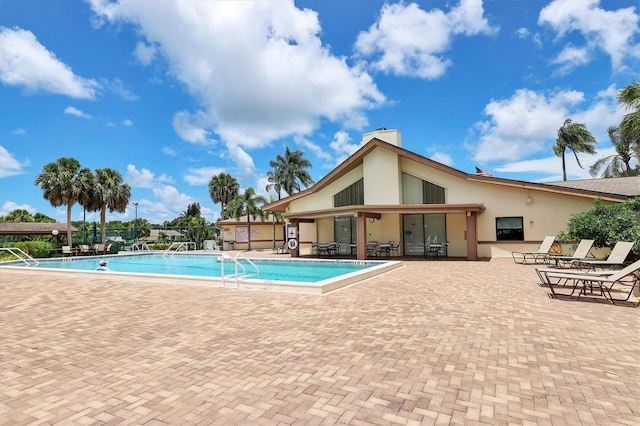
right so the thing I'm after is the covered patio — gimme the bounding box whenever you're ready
[284,203,486,261]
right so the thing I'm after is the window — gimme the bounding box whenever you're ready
[496,217,524,241]
[334,179,364,207]
[402,173,445,204]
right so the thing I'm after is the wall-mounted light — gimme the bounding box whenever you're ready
[529,220,534,227]
[369,217,375,223]
[51,229,59,236]
[526,195,533,204]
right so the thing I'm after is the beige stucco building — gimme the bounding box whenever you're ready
[263,129,637,260]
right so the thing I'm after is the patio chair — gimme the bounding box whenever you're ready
[61,245,75,256]
[572,241,635,271]
[79,245,91,255]
[367,241,378,257]
[390,241,401,256]
[537,260,640,306]
[512,235,557,264]
[544,239,595,267]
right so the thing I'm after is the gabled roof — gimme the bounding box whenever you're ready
[0,222,78,236]
[263,138,631,212]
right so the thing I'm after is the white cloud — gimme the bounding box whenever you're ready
[471,89,588,163]
[184,167,224,185]
[0,146,25,177]
[227,144,256,178]
[495,146,617,181]
[122,119,133,126]
[87,0,385,174]
[124,164,196,222]
[162,146,176,156]
[538,0,640,72]
[430,152,454,167]
[11,128,26,135]
[294,134,332,161]
[0,200,36,217]
[0,26,98,99]
[107,78,138,100]
[329,130,362,165]
[134,41,157,66]
[172,111,212,145]
[64,106,92,119]
[477,86,623,180]
[354,1,498,79]
[550,45,590,75]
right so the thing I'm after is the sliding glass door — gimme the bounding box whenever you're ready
[402,213,446,256]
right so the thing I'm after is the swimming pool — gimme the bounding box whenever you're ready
[1,253,403,294]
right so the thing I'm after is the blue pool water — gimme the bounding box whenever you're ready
[20,254,383,283]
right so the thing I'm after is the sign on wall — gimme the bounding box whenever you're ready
[235,227,248,243]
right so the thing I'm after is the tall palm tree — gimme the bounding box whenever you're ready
[589,126,639,178]
[553,118,597,181]
[268,146,314,198]
[34,157,89,247]
[265,170,282,199]
[226,188,267,251]
[92,168,131,243]
[208,172,239,219]
[617,81,640,157]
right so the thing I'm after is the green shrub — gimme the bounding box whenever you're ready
[563,197,640,258]
[3,241,54,259]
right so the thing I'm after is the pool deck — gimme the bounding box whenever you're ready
[1,255,638,425]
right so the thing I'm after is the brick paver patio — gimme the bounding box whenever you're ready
[1,257,639,425]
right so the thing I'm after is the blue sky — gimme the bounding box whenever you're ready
[1,0,639,225]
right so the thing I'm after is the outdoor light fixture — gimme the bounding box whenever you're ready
[51,229,59,236]
[526,195,533,204]
[529,220,534,227]
[369,217,375,223]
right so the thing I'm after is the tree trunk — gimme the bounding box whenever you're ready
[562,153,567,181]
[66,204,73,247]
[247,218,251,251]
[101,204,107,243]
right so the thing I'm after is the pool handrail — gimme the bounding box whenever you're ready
[130,241,151,252]
[163,242,197,257]
[220,253,260,287]
[0,247,39,266]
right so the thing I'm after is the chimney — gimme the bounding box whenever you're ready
[362,128,401,147]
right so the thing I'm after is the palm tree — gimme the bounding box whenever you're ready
[226,188,267,251]
[2,209,34,222]
[208,173,239,219]
[267,146,314,198]
[617,81,640,157]
[92,168,131,243]
[265,170,282,199]
[589,127,639,178]
[553,119,597,181]
[34,157,89,247]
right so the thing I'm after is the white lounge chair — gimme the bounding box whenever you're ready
[538,260,640,306]
[572,241,635,271]
[512,236,557,264]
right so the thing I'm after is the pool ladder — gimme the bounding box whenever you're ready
[0,247,39,266]
[220,253,259,287]
[163,242,196,257]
